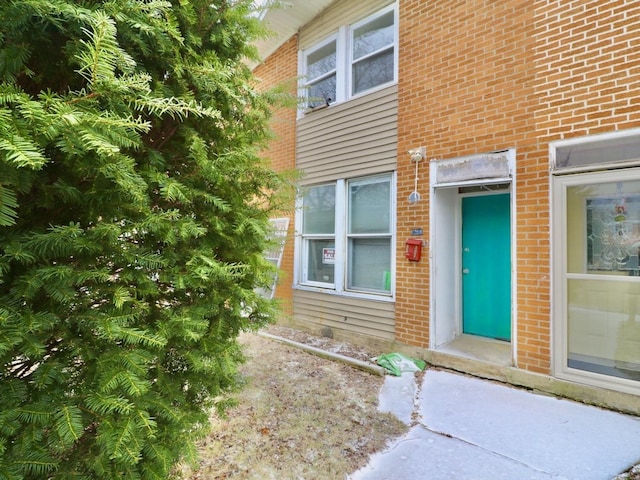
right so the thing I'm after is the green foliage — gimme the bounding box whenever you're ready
[0,0,294,478]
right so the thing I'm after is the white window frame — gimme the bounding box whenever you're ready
[550,127,640,174]
[298,3,398,113]
[300,34,339,109]
[551,130,640,396]
[295,173,396,300]
[256,218,290,300]
[346,175,394,294]
[349,5,397,98]
[299,182,339,289]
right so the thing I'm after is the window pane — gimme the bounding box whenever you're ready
[306,239,335,284]
[567,180,640,274]
[348,237,391,292]
[307,41,336,80]
[352,49,394,95]
[567,277,640,381]
[349,177,391,234]
[563,174,640,383]
[308,74,336,106]
[353,10,394,60]
[303,185,335,234]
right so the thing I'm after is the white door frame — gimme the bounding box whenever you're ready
[429,150,517,359]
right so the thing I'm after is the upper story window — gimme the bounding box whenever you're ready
[306,38,337,107]
[300,4,397,110]
[351,8,395,96]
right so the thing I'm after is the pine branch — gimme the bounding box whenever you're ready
[0,0,294,477]
[0,184,19,226]
[76,12,134,87]
[0,135,47,169]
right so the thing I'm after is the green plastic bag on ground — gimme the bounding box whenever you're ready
[377,353,426,376]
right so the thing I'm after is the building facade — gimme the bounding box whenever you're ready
[253,0,640,413]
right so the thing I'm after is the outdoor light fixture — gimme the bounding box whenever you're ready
[409,147,425,163]
[408,147,425,204]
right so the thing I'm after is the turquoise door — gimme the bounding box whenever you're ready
[462,194,511,341]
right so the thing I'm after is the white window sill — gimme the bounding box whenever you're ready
[555,368,640,397]
[298,81,397,119]
[294,284,395,303]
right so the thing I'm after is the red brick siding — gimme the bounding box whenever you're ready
[253,35,299,314]
[397,0,640,373]
[255,0,640,375]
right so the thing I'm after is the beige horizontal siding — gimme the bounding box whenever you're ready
[293,289,395,340]
[293,2,398,343]
[299,0,395,50]
[297,85,398,184]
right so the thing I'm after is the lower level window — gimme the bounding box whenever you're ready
[554,168,640,393]
[300,173,393,296]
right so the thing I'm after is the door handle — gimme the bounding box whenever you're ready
[463,268,470,274]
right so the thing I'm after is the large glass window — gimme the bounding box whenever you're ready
[300,4,396,110]
[347,176,391,292]
[566,178,640,380]
[554,167,640,394]
[299,174,394,296]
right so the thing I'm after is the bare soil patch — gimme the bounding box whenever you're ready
[178,326,408,479]
[615,465,640,480]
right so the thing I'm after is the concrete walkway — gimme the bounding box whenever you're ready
[350,369,640,480]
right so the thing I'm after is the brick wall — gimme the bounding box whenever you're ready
[534,0,640,138]
[397,0,640,374]
[253,0,640,376]
[527,0,640,372]
[253,35,299,314]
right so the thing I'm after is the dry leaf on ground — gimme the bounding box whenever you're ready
[178,328,408,480]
